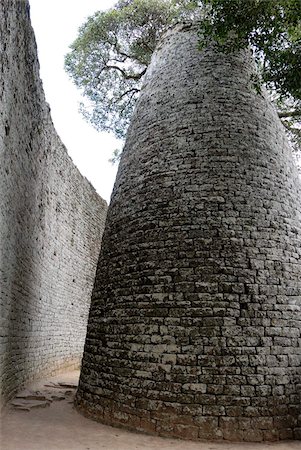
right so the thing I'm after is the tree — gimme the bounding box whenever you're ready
[65,0,199,139]
[199,0,301,154]
[65,0,301,153]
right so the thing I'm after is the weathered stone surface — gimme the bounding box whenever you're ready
[11,399,51,410]
[0,0,107,407]
[75,24,301,441]
[9,381,78,411]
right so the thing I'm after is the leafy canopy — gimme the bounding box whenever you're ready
[199,0,301,151]
[65,0,199,139]
[65,0,301,146]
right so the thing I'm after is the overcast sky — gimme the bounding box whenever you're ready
[29,0,119,203]
[27,0,301,200]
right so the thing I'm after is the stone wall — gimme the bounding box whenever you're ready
[0,0,107,406]
[76,24,301,441]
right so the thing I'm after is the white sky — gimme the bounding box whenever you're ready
[28,0,301,196]
[29,0,120,203]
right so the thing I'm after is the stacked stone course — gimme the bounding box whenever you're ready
[0,0,107,406]
[76,25,301,441]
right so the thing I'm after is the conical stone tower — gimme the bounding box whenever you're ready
[76,24,301,442]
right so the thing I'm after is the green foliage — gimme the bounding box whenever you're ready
[65,0,200,139]
[199,0,301,100]
[65,0,300,154]
[199,0,301,154]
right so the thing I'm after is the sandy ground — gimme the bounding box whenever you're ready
[1,371,301,450]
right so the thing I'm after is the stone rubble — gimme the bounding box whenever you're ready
[10,382,78,411]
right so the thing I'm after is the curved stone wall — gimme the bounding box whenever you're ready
[0,0,107,406]
[75,25,301,441]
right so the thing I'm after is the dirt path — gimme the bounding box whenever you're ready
[1,371,301,450]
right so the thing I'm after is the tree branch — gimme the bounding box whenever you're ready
[282,121,301,139]
[119,89,139,116]
[105,64,147,80]
[115,87,140,103]
[278,110,301,119]
[108,34,133,60]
